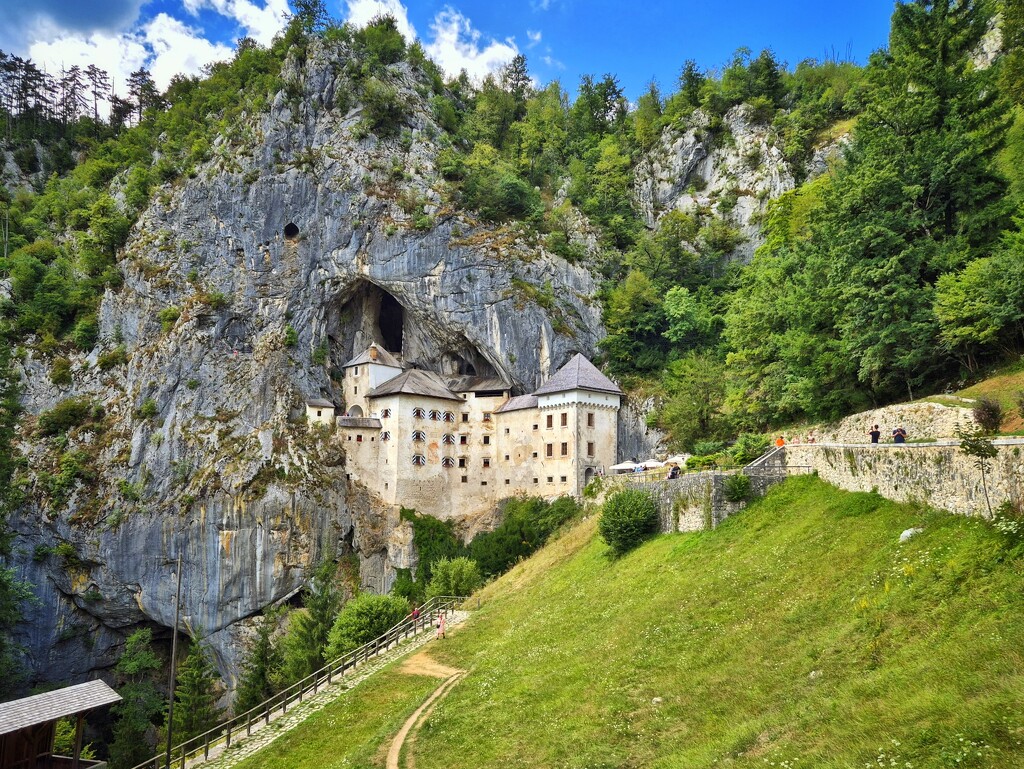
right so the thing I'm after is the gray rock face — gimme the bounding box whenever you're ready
[634,106,797,263]
[10,40,607,690]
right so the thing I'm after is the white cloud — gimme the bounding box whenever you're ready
[344,0,417,41]
[182,0,291,46]
[28,12,234,98]
[527,29,542,48]
[143,14,235,89]
[423,7,518,81]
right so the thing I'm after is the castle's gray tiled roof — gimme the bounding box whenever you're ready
[343,345,403,369]
[306,398,335,408]
[336,417,382,429]
[496,394,539,413]
[367,369,462,402]
[532,354,623,396]
[447,376,510,393]
[0,680,121,736]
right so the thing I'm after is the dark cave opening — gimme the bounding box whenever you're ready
[378,291,404,353]
[284,222,299,240]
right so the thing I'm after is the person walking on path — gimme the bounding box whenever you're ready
[436,612,446,640]
[892,427,907,444]
[868,425,881,444]
[775,435,786,448]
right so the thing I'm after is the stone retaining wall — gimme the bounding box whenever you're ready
[784,440,1024,517]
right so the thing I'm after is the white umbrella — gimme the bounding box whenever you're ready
[609,461,638,473]
[665,454,689,465]
[642,459,664,468]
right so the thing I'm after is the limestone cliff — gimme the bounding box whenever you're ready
[10,40,604,689]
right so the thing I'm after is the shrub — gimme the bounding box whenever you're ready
[361,78,407,137]
[692,439,726,457]
[599,489,659,556]
[138,398,158,419]
[972,397,1003,434]
[426,556,481,599]
[722,473,752,503]
[97,346,129,370]
[686,453,728,470]
[157,306,181,333]
[402,509,464,585]
[186,378,200,390]
[325,593,409,658]
[37,398,93,436]
[730,433,771,465]
[469,496,577,577]
[284,325,298,347]
[354,15,406,68]
[50,357,72,386]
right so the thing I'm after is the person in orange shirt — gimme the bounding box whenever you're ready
[775,435,786,447]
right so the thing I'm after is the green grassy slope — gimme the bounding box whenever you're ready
[229,668,439,769]
[410,477,1024,769]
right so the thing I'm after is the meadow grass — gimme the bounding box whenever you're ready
[229,664,439,769]
[405,476,1024,769]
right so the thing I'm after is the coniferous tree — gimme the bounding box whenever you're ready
[280,558,339,683]
[109,629,164,769]
[234,613,282,714]
[170,642,222,743]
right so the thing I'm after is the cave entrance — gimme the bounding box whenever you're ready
[284,222,299,240]
[378,292,404,353]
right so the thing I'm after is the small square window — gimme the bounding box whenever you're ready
[587,442,595,457]
[533,424,538,431]
[481,481,488,486]
[458,457,467,468]
[483,435,491,445]
[316,410,322,417]
[560,475,567,483]
[504,454,510,461]
[533,478,538,484]
[547,476,553,483]
[505,479,510,485]
[461,475,468,483]
[356,434,362,442]
[504,428,510,435]
[460,435,468,445]
[462,413,469,422]
[483,458,491,468]
[532,451,538,458]
[483,412,492,422]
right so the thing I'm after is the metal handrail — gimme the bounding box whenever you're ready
[129,595,467,769]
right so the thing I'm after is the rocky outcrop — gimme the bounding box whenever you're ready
[634,106,797,263]
[10,39,607,690]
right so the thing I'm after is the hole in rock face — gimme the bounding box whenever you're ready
[377,292,404,353]
[284,222,299,240]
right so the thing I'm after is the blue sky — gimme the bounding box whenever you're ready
[2,0,896,101]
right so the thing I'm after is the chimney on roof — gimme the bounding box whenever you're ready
[369,344,379,361]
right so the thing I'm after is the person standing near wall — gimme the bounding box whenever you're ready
[892,427,907,444]
[868,425,881,444]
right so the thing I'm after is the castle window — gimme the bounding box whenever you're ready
[316,410,322,417]
[532,451,538,458]
[505,428,510,435]
[483,458,491,468]
[560,475,567,483]
[380,431,391,441]
[353,367,359,376]
[412,454,426,466]
[560,413,568,427]
[481,481,488,486]
[561,442,568,456]
[354,387,358,395]
[483,435,491,445]
[533,424,538,431]
[504,454,510,461]
[429,409,441,420]
[533,478,538,484]
[413,407,426,419]
[442,433,456,445]
[458,457,467,468]
[546,414,553,429]
[461,476,468,483]
[442,456,456,468]
[412,430,426,442]
[547,476,554,484]
[356,434,362,442]
[587,412,595,427]
[443,411,456,422]
[462,413,469,423]
[505,479,510,485]
[381,408,391,418]
[545,444,553,458]
[460,435,468,445]
[587,442,595,457]
[483,412,492,422]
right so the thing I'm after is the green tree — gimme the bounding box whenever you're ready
[280,558,340,683]
[654,353,729,450]
[170,642,222,743]
[109,629,164,769]
[325,593,409,658]
[234,612,282,714]
[426,556,481,599]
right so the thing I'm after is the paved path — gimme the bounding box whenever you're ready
[198,611,469,769]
